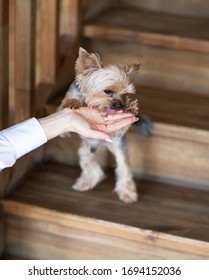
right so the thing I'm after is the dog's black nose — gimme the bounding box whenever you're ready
[114,103,124,109]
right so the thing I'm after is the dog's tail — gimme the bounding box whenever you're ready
[133,114,152,138]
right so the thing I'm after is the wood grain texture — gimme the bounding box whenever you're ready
[0,203,5,257]
[3,163,209,259]
[83,7,209,54]
[60,0,80,38]
[36,0,59,86]
[0,2,9,256]
[84,39,209,96]
[4,212,209,260]
[12,0,36,123]
[119,0,209,18]
[0,0,9,130]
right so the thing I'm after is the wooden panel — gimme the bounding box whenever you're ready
[11,0,36,123]
[119,0,209,18]
[0,203,5,257]
[3,199,209,259]
[0,0,9,130]
[83,7,209,54]
[85,39,209,96]
[0,220,4,257]
[4,163,209,242]
[60,0,80,38]
[43,125,209,190]
[36,0,59,86]
[82,0,112,21]
[0,1,9,243]
[129,124,209,189]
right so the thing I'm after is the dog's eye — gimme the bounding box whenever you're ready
[104,89,113,95]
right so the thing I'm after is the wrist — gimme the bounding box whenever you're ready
[38,108,74,140]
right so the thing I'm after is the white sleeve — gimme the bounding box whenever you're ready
[0,117,47,171]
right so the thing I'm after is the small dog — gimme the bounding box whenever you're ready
[59,47,151,203]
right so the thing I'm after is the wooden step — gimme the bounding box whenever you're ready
[84,38,209,96]
[3,162,209,259]
[45,86,209,189]
[83,7,209,54]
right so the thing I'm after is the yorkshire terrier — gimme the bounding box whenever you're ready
[58,47,151,203]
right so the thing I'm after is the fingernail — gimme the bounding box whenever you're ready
[133,117,139,123]
[105,137,113,143]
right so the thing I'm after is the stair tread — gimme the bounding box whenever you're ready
[6,162,209,243]
[47,86,209,131]
[83,7,209,53]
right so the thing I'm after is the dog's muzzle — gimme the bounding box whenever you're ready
[114,102,124,110]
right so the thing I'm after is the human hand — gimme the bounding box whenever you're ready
[67,107,138,142]
[39,107,138,142]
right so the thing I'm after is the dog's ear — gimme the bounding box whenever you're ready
[75,47,103,75]
[124,63,142,75]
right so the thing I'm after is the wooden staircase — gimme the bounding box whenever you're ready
[2,0,209,259]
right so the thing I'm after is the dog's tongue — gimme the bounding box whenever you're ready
[106,108,117,115]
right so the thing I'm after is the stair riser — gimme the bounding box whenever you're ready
[119,0,209,17]
[4,205,209,260]
[84,39,209,96]
[44,125,209,190]
[128,130,209,189]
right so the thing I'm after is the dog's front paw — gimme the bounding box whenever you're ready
[63,98,81,109]
[72,179,93,192]
[118,189,138,204]
[72,170,106,192]
[115,181,138,203]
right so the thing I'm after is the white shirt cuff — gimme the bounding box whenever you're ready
[2,117,47,159]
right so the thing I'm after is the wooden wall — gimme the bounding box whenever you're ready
[115,0,209,17]
[0,0,9,257]
[0,2,82,259]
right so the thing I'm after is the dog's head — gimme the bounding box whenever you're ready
[75,47,141,114]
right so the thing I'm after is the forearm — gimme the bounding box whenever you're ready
[38,108,73,140]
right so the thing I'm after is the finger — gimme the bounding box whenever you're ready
[104,112,134,122]
[86,129,113,142]
[95,112,135,124]
[105,117,138,133]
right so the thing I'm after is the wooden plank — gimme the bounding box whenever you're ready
[60,0,80,38]
[4,162,209,242]
[0,0,9,130]
[119,0,209,18]
[0,1,9,247]
[85,39,209,95]
[84,25,209,55]
[0,219,4,257]
[128,124,209,189]
[43,123,209,190]
[0,203,5,257]
[3,201,209,259]
[10,0,36,123]
[36,0,59,86]
[138,86,209,131]
[83,7,209,54]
